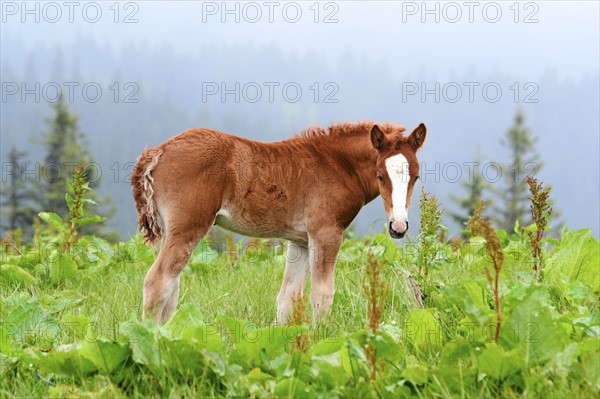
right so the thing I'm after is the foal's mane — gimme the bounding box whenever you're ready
[292,120,406,140]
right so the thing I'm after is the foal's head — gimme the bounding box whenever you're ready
[371,123,427,239]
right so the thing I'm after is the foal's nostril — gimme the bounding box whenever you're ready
[405,221,409,231]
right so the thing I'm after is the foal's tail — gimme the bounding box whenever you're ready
[131,148,164,246]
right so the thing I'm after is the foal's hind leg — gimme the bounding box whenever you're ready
[143,234,199,323]
[143,219,214,324]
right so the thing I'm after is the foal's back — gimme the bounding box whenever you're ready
[148,128,349,243]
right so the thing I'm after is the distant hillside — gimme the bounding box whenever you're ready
[2,37,598,238]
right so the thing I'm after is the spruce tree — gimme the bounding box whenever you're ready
[39,95,116,239]
[40,94,95,217]
[0,147,35,235]
[493,111,543,231]
[449,149,489,232]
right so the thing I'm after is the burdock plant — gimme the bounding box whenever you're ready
[526,176,552,281]
[467,201,504,343]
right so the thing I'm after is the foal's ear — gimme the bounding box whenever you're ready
[408,123,427,151]
[370,125,388,150]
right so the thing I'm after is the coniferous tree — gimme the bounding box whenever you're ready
[41,94,96,217]
[449,149,490,233]
[493,111,543,231]
[0,147,36,235]
[39,95,117,239]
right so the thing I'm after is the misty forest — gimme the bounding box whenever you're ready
[1,2,599,398]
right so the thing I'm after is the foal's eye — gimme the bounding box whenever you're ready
[377,173,384,183]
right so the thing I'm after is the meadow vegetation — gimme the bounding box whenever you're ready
[0,175,598,398]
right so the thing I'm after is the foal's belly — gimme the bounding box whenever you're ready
[214,208,308,243]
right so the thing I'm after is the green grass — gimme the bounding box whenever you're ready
[1,227,599,398]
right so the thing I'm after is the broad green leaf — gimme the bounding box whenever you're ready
[567,281,597,309]
[60,314,92,341]
[401,363,428,385]
[66,179,74,193]
[119,233,155,265]
[180,324,224,353]
[241,325,305,366]
[575,338,600,390]
[218,314,257,343]
[166,303,205,336]
[274,377,315,398]
[80,339,130,374]
[545,229,600,292]
[126,322,164,377]
[405,309,443,347]
[168,304,224,352]
[572,313,600,338]
[44,290,85,312]
[0,325,16,355]
[75,215,106,226]
[37,343,96,377]
[545,342,579,377]
[500,287,570,364]
[218,314,306,366]
[75,236,113,267]
[340,339,369,382]
[368,232,398,261]
[244,367,276,397]
[439,340,479,365]
[503,239,533,272]
[469,236,487,245]
[204,350,227,377]
[160,337,207,376]
[49,253,78,284]
[524,223,538,233]
[246,367,274,388]
[272,350,300,379]
[310,350,348,388]
[370,330,404,362]
[4,302,57,349]
[0,264,38,286]
[463,279,488,310]
[38,212,68,235]
[65,192,74,209]
[307,338,343,357]
[477,343,524,379]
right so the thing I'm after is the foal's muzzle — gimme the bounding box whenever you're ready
[389,220,408,239]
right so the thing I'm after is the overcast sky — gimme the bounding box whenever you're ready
[3,1,599,80]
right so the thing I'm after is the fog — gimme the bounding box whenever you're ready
[2,1,599,238]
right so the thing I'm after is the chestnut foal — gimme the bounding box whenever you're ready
[132,121,427,324]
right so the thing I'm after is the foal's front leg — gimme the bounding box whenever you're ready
[309,230,343,321]
[276,242,310,324]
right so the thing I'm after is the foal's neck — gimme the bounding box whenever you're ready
[327,130,380,205]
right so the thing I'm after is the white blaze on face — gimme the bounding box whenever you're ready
[385,153,410,233]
